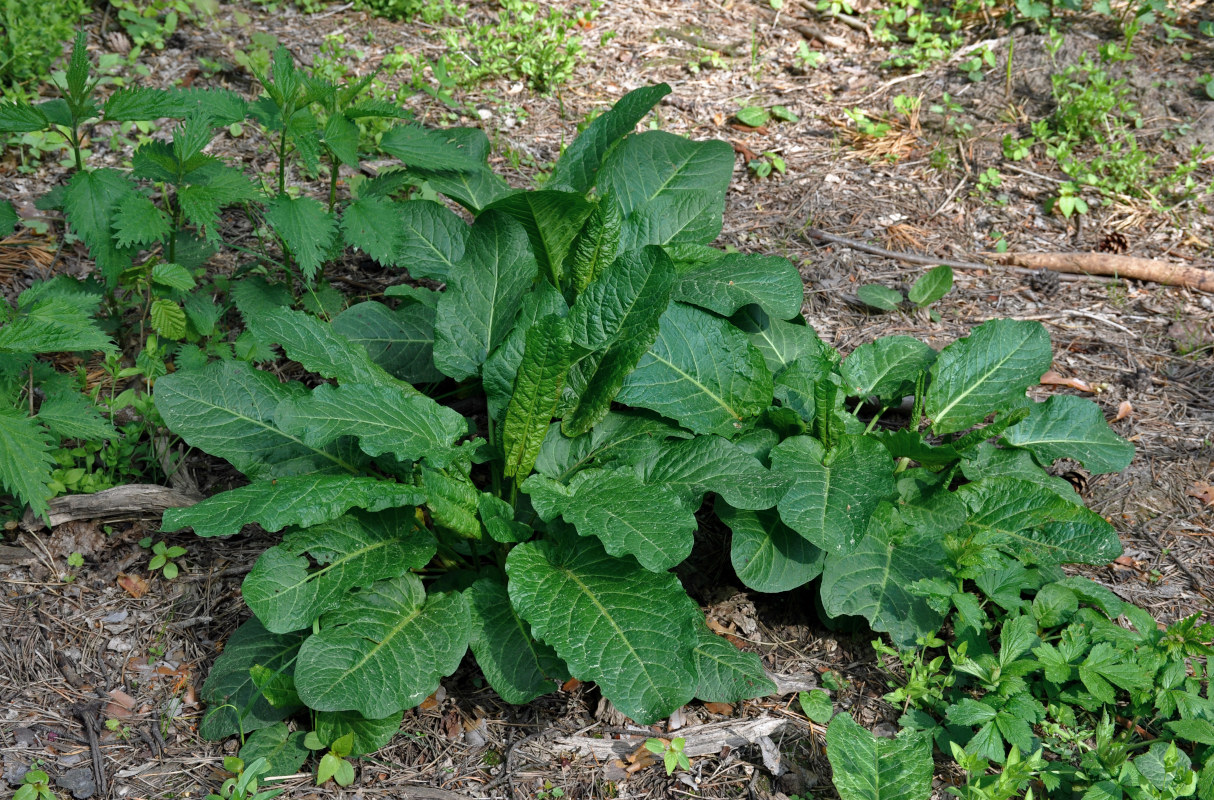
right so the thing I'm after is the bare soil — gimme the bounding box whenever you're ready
[2,1,1213,798]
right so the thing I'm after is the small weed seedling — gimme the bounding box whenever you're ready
[306,731,356,787]
[645,737,690,775]
[142,539,187,579]
[748,151,787,179]
[205,757,282,800]
[14,768,56,800]
[859,265,954,318]
[798,689,834,724]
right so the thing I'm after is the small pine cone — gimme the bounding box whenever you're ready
[1028,268,1060,296]
[1097,231,1129,254]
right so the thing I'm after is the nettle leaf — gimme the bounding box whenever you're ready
[177,164,260,241]
[151,262,196,292]
[599,131,735,249]
[503,315,573,480]
[826,713,933,800]
[36,392,113,443]
[484,281,569,421]
[959,476,1122,565]
[243,509,436,634]
[0,200,17,236]
[566,198,622,295]
[774,435,896,554]
[275,383,469,468]
[536,411,691,482]
[296,574,471,718]
[673,252,804,320]
[692,626,777,703]
[154,360,360,480]
[150,298,188,339]
[717,499,824,593]
[640,435,791,510]
[506,529,702,723]
[732,305,834,375]
[395,199,469,282]
[467,573,568,705]
[617,302,772,437]
[0,299,116,354]
[322,113,360,167]
[331,300,443,385]
[314,710,404,756]
[63,169,138,284]
[548,83,671,193]
[820,507,947,646]
[238,723,310,776]
[0,408,55,521]
[341,195,401,266]
[926,319,1052,435]
[0,100,49,132]
[841,336,937,404]
[484,190,595,286]
[163,475,427,538]
[1001,394,1134,474]
[433,210,538,380]
[264,194,337,282]
[199,619,305,740]
[113,194,171,248]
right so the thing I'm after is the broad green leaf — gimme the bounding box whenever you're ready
[820,509,946,646]
[640,435,791,510]
[908,264,953,306]
[63,169,137,284]
[773,357,831,424]
[433,211,538,380]
[926,319,1052,435]
[876,429,960,467]
[841,336,936,403]
[774,435,896,554]
[599,131,735,248]
[396,199,469,281]
[478,493,533,543]
[243,509,436,633]
[414,167,514,214]
[150,298,187,339]
[379,123,488,171]
[562,470,697,572]
[562,248,676,436]
[1001,394,1134,474]
[566,198,622,295]
[0,101,49,132]
[536,411,690,482]
[264,194,337,282]
[735,106,770,127]
[801,689,834,724]
[895,469,967,535]
[506,529,702,723]
[483,281,569,421]
[151,262,196,292]
[0,200,17,236]
[341,195,400,266]
[0,408,54,521]
[331,300,443,384]
[246,306,409,391]
[961,443,1082,505]
[420,467,482,538]
[484,190,595,285]
[673,253,804,320]
[731,305,834,375]
[717,500,823,593]
[163,475,426,537]
[467,573,568,705]
[617,302,773,437]
[692,626,777,703]
[959,476,1122,565]
[314,710,404,756]
[199,619,306,740]
[0,300,116,354]
[826,713,933,800]
[275,383,468,467]
[153,360,360,480]
[113,194,171,248]
[296,574,471,718]
[856,284,903,311]
[35,393,113,443]
[548,83,671,193]
[238,724,310,777]
[503,315,573,480]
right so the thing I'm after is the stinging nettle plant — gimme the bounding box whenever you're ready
[143,83,1137,771]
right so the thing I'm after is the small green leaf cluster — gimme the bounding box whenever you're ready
[645,737,691,775]
[14,767,57,800]
[204,756,283,800]
[858,264,953,316]
[144,539,188,579]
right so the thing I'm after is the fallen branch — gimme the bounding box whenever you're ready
[986,251,1214,293]
[22,484,202,530]
[655,27,746,56]
[552,717,801,760]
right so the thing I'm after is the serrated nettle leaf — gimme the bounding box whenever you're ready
[199,619,306,740]
[617,302,773,437]
[63,169,138,284]
[0,408,55,521]
[640,434,791,510]
[599,131,735,248]
[322,113,360,167]
[176,164,259,240]
[331,300,443,385]
[841,336,937,404]
[0,299,116,355]
[484,281,570,421]
[961,443,1082,505]
[275,382,468,467]
[163,474,427,538]
[151,262,197,292]
[296,574,471,717]
[433,210,539,380]
[237,723,310,777]
[503,315,573,480]
[926,318,1052,435]
[673,252,804,320]
[536,411,691,482]
[1000,394,1134,474]
[113,194,171,249]
[484,190,594,286]
[773,434,896,554]
[548,83,671,193]
[35,391,113,443]
[717,499,823,594]
[379,123,489,172]
[562,247,676,436]
[959,476,1122,565]
[506,528,702,723]
[0,200,17,237]
[856,284,903,311]
[264,194,337,282]
[566,197,622,296]
[243,509,436,634]
[341,196,402,266]
[467,573,568,705]
[395,199,469,282]
[0,100,50,133]
[150,298,188,339]
[693,625,777,703]
[825,713,933,800]
[314,710,404,757]
[907,264,953,306]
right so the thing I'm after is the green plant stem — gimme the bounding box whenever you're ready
[863,408,885,434]
[328,158,340,214]
[278,125,289,196]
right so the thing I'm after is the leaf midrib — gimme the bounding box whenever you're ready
[931,329,1032,429]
